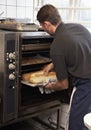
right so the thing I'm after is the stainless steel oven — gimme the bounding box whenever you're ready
[0,30,70,128]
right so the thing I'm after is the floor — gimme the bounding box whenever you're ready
[0,121,37,130]
[0,119,64,130]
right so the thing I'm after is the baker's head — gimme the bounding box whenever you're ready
[37,4,62,35]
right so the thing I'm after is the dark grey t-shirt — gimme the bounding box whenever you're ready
[50,23,91,80]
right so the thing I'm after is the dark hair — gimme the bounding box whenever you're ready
[37,4,62,25]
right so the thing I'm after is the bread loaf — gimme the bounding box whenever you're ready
[22,70,57,84]
[22,72,31,81]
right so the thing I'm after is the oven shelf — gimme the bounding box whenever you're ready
[22,55,52,66]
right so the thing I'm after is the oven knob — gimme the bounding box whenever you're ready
[9,74,15,80]
[9,52,15,60]
[8,63,15,70]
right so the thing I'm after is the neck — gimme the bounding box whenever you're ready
[52,21,62,33]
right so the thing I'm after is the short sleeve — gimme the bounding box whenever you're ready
[51,54,68,80]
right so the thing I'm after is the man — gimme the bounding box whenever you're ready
[37,4,91,130]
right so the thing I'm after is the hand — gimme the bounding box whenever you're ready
[43,63,54,75]
[44,82,54,90]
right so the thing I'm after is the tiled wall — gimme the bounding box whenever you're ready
[0,0,34,22]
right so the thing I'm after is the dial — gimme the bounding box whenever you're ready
[9,74,15,80]
[8,52,15,60]
[8,63,15,70]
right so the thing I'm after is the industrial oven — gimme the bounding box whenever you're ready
[0,30,70,128]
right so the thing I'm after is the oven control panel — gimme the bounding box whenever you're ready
[6,39,16,85]
[0,32,19,122]
[7,52,16,80]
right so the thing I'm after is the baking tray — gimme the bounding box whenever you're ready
[21,80,56,94]
[22,55,52,66]
[21,80,48,87]
[0,23,38,31]
[0,23,22,31]
[21,78,57,87]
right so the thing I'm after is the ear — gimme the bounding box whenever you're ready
[44,21,51,27]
